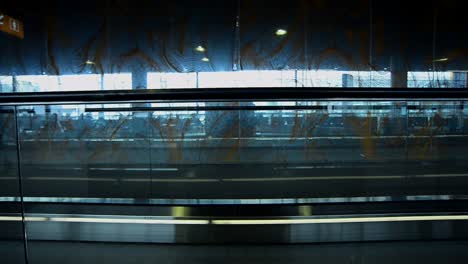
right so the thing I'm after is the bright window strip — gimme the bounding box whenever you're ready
[147,72,197,89]
[15,74,133,92]
[103,73,132,91]
[408,72,453,88]
[0,76,13,93]
[198,70,297,88]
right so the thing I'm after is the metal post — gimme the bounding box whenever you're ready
[13,106,30,264]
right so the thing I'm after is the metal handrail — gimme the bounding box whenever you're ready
[1,88,468,105]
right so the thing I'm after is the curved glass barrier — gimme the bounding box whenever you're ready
[2,97,468,263]
[13,100,468,201]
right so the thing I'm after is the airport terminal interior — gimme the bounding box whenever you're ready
[1,0,468,263]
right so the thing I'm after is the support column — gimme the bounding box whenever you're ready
[391,71,408,88]
[132,67,147,90]
[131,67,149,108]
[391,56,408,88]
[342,74,354,88]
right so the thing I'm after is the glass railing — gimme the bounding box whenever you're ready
[2,88,468,263]
[9,100,468,201]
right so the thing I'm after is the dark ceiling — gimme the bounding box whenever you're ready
[1,0,467,76]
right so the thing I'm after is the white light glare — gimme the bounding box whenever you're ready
[195,45,206,52]
[433,58,449,62]
[212,215,468,225]
[1,215,467,225]
[275,29,288,36]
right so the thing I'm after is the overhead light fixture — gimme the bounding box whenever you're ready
[434,58,449,62]
[201,57,210,62]
[275,29,288,36]
[195,45,206,52]
[85,60,95,65]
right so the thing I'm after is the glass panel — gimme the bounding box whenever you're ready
[406,101,468,195]
[0,76,13,93]
[199,71,297,88]
[14,74,132,92]
[15,75,50,93]
[18,104,151,199]
[103,73,132,90]
[2,99,466,250]
[1,0,467,91]
[144,101,414,199]
[13,100,468,204]
[408,72,453,88]
[0,106,26,264]
[433,1,468,88]
[239,0,305,71]
[147,72,197,89]
[147,70,394,89]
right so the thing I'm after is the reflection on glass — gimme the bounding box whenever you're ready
[147,73,197,89]
[409,72,456,88]
[2,70,466,93]
[103,73,132,91]
[148,70,395,88]
[14,74,132,92]
[199,71,296,88]
[0,106,26,264]
[15,75,49,93]
[10,100,468,201]
[0,76,13,93]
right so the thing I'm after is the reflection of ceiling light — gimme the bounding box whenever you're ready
[433,58,449,62]
[201,57,210,62]
[275,29,288,36]
[85,60,95,65]
[212,215,468,225]
[195,45,206,52]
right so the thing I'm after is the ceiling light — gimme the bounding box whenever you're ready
[201,57,210,62]
[85,60,95,65]
[433,58,449,62]
[195,46,206,52]
[275,29,288,36]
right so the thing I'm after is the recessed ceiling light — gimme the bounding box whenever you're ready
[275,29,288,36]
[195,45,206,52]
[433,58,449,62]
